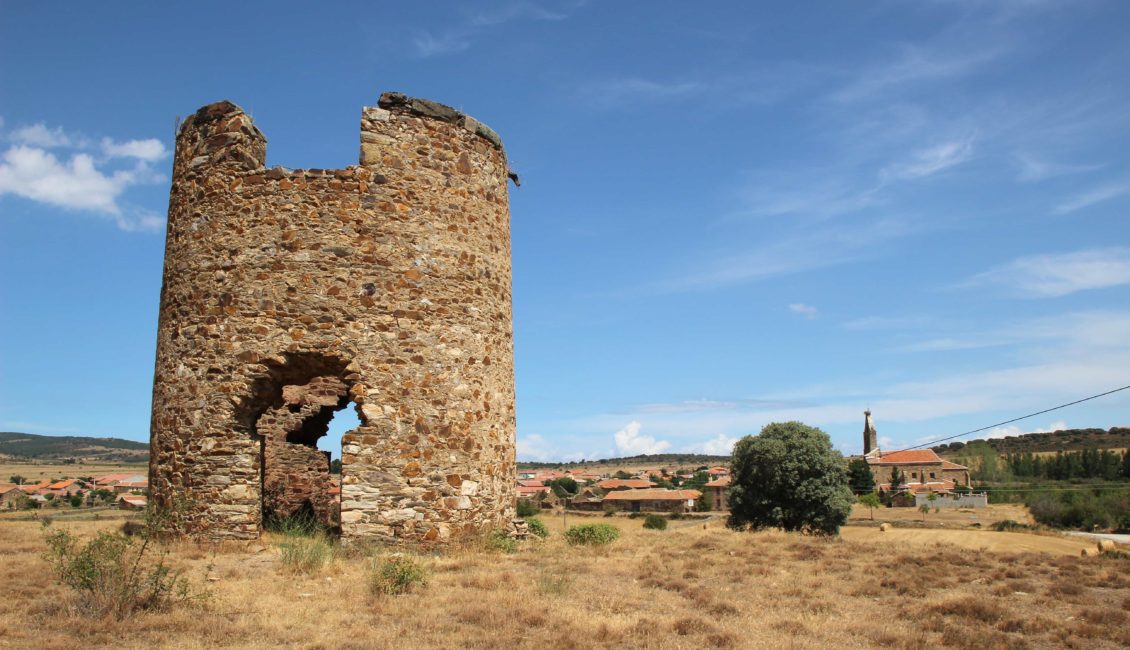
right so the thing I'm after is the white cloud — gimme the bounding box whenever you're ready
[0,143,166,231]
[517,433,558,462]
[10,123,73,148]
[965,247,1130,298]
[695,433,738,456]
[984,420,1067,440]
[1053,181,1130,214]
[881,137,975,181]
[101,137,167,162]
[789,303,818,318]
[613,421,670,455]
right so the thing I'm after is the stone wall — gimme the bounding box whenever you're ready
[149,92,517,543]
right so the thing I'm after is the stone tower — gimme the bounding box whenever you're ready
[149,92,517,543]
[863,409,877,456]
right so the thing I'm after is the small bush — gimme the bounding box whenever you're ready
[627,512,641,519]
[516,498,539,518]
[643,514,668,530]
[370,556,428,596]
[275,530,337,574]
[486,530,517,554]
[526,517,550,539]
[564,523,621,546]
[42,515,199,618]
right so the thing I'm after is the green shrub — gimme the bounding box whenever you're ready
[526,517,550,539]
[564,523,621,546]
[42,517,199,618]
[275,528,337,574]
[627,512,641,519]
[643,514,668,530]
[369,556,428,596]
[516,498,539,518]
[486,529,517,554]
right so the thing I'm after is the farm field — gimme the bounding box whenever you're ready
[2,513,1128,648]
[848,503,1036,527]
[0,460,148,485]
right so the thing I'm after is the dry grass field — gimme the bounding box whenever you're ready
[2,513,1128,649]
[0,460,148,484]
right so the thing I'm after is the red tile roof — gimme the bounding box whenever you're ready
[46,479,77,490]
[518,479,548,488]
[516,486,550,496]
[867,449,943,465]
[941,461,969,470]
[602,489,702,501]
[596,479,655,490]
[704,476,731,488]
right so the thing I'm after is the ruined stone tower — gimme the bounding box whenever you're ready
[149,92,517,543]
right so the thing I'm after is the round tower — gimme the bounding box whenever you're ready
[149,93,517,543]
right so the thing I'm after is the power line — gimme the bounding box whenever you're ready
[896,383,1130,453]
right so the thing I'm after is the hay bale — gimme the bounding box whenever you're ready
[1097,539,1115,553]
[879,523,890,532]
[1081,547,1099,557]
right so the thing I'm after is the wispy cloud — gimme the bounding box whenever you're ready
[880,136,975,182]
[832,43,1005,104]
[1053,181,1130,214]
[411,31,472,57]
[583,78,701,109]
[1014,153,1101,183]
[659,216,918,293]
[412,1,578,57]
[963,247,1130,298]
[789,303,818,318]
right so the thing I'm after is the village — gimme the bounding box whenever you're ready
[1,473,149,512]
[0,415,983,520]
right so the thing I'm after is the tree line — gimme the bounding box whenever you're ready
[1004,449,1130,481]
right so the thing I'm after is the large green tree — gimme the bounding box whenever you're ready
[727,422,854,536]
[847,459,876,494]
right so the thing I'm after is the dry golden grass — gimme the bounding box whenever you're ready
[0,460,147,484]
[2,514,1128,649]
[850,503,1036,527]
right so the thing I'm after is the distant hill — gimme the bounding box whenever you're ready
[518,452,730,470]
[933,427,1130,456]
[0,431,149,462]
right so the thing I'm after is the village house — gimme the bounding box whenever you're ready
[703,475,731,511]
[570,486,606,511]
[595,478,656,491]
[1,484,25,508]
[117,494,147,510]
[109,476,149,493]
[602,488,702,514]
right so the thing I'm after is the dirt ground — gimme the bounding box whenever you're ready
[2,512,1128,649]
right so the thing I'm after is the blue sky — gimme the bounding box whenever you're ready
[1,1,1128,462]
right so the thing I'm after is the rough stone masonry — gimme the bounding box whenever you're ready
[148,92,517,543]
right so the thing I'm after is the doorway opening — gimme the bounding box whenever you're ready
[247,352,361,534]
